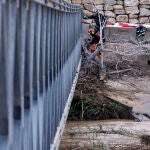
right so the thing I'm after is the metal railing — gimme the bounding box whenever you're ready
[0,0,82,149]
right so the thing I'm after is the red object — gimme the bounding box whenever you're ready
[106,21,112,25]
[119,22,133,28]
[89,44,101,59]
[88,28,94,34]
[95,34,100,39]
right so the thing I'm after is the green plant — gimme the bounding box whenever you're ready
[140,135,150,145]
[107,102,121,119]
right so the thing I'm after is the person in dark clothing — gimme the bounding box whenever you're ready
[88,28,100,44]
[84,13,106,33]
[87,28,101,59]
[84,12,106,42]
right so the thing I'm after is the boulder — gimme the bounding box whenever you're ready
[129,19,139,24]
[84,4,95,12]
[140,0,150,5]
[83,19,93,24]
[83,10,93,16]
[125,6,139,14]
[107,17,116,24]
[129,14,138,19]
[114,9,125,15]
[124,0,139,6]
[94,0,104,5]
[105,11,116,18]
[140,4,150,9]
[82,0,92,4]
[104,0,117,5]
[117,1,123,5]
[72,0,82,3]
[139,17,149,23]
[140,8,150,16]
[113,5,123,9]
[116,15,128,22]
[104,4,114,11]
[96,5,103,11]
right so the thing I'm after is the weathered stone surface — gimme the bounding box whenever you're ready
[94,0,104,5]
[107,17,116,24]
[116,15,128,22]
[104,0,117,5]
[83,10,93,16]
[99,11,104,15]
[82,0,92,4]
[124,0,139,6]
[140,0,150,5]
[113,5,123,9]
[125,6,139,14]
[129,19,139,24]
[104,4,114,11]
[72,0,82,3]
[129,14,138,19]
[140,8,150,16]
[117,1,123,5]
[83,19,93,24]
[114,9,125,15]
[105,11,116,18]
[96,5,103,11]
[139,17,149,23]
[140,4,150,9]
[84,4,94,11]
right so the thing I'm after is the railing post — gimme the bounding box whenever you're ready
[0,0,82,150]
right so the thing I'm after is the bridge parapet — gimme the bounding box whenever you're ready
[0,0,82,149]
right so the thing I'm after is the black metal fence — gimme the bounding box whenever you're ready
[0,0,82,149]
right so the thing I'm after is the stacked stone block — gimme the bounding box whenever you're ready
[71,0,150,24]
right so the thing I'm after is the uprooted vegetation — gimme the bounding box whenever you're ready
[68,94,133,121]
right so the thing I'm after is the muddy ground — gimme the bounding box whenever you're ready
[60,42,150,149]
[68,46,150,121]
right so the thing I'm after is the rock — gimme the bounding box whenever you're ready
[124,0,139,6]
[129,19,139,24]
[107,17,116,24]
[99,11,104,15]
[96,5,103,11]
[117,1,123,5]
[83,10,93,16]
[84,4,94,12]
[140,0,150,5]
[94,0,104,5]
[104,0,117,5]
[105,11,116,18]
[83,19,93,24]
[72,0,82,3]
[113,5,123,9]
[139,17,149,23]
[114,9,125,15]
[129,14,138,19]
[125,6,139,14]
[140,4,150,9]
[116,15,128,22]
[104,4,114,11]
[82,0,92,4]
[140,8,150,16]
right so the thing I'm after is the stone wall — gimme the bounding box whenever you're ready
[71,0,150,24]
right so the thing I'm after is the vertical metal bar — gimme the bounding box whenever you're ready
[23,2,36,150]
[0,0,8,137]
[49,9,54,144]
[32,3,42,150]
[7,1,18,149]
[0,0,2,57]
[39,6,46,150]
